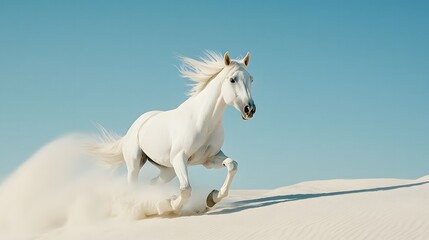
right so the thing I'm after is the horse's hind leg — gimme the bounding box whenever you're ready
[123,142,147,184]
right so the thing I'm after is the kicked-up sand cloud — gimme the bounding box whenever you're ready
[0,136,208,239]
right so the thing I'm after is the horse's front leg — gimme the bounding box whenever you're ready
[203,151,238,207]
[170,152,192,212]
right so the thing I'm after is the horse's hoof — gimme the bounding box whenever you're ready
[206,189,219,207]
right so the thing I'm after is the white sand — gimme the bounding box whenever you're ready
[1,136,428,240]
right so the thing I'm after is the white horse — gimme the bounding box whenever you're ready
[89,51,256,212]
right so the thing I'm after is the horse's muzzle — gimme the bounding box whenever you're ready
[242,103,256,120]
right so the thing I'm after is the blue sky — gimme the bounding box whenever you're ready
[1,1,428,189]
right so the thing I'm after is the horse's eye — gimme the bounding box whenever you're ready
[230,77,235,83]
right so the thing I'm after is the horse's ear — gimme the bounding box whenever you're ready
[243,52,250,66]
[224,51,231,66]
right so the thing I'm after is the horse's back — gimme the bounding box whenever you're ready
[126,110,163,138]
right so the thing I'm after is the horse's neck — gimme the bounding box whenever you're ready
[184,78,226,133]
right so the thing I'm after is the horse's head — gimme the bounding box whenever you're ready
[221,52,256,120]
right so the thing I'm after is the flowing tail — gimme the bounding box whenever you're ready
[86,125,125,167]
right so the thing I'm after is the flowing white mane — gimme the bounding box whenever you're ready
[179,51,231,96]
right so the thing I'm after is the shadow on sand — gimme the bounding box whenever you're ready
[208,180,429,215]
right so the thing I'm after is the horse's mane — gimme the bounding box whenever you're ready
[179,51,235,97]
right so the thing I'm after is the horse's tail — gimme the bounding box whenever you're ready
[86,125,125,167]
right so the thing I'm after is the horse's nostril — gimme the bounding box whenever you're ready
[251,106,256,114]
[244,105,250,114]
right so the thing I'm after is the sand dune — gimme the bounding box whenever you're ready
[38,176,429,240]
[0,137,428,240]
